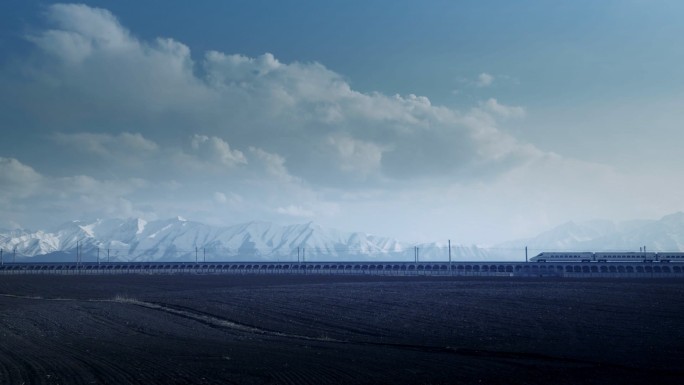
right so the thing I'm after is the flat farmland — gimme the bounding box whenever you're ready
[0,275,682,384]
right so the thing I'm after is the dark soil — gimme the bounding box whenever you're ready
[0,275,682,384]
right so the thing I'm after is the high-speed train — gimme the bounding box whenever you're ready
[530,252,684,263]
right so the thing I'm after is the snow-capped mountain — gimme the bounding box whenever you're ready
[0,218,487,262]
[498,212,684,253]
[9,212,681,263]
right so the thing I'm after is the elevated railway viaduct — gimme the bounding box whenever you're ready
[1,261,683,277]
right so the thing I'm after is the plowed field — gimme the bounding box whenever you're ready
[0,275,682,384]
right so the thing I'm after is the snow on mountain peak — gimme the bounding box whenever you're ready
[78,224,95,238]
[136,218,147,235]
[1,218,431,262]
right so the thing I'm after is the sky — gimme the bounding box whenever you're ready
[0,1,683,244]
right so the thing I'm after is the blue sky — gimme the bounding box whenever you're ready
[1,1,683,243]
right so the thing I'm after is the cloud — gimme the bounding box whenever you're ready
[4,3,672,243]
[213,191,242,206]
[190,135,247,168]
[0,156,153,227]
[8,3,543,188]
[476,73,494,87]
[0,157,43,199]
[27,4,132,64]
[479,98,526,119]
[213,192,227,204]
[52,132,159,158]
[326,135,383,177]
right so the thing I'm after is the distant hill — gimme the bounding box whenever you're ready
[498,212,684,253]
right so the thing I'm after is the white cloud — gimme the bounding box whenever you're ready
[480,98,526,118]
[476,73,494,87]
[2,4,546,232]
[190,135,247,168]
[27,4,131,64]
[12,4,543,187]
[213,192,227,204]
[53,132,159,158]
[0,157,43,199]
[0,156,155,227]
[3,3,677,243]
[247,147,297,182]
[327,135,383,177]
[212,192,242,205]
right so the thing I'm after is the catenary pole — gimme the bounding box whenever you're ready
[448,240,451,274]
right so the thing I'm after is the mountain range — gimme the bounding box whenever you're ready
[1,212,683,262]
[0,217,485,262]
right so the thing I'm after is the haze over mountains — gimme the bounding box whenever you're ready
[1,212,683,262]
[501,212,684,253]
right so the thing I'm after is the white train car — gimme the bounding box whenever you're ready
[530,252,595,262]
[593,252,657,262]
[530,251,683,262]
[654,252,684,262]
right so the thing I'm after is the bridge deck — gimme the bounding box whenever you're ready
[1,261,682,277]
